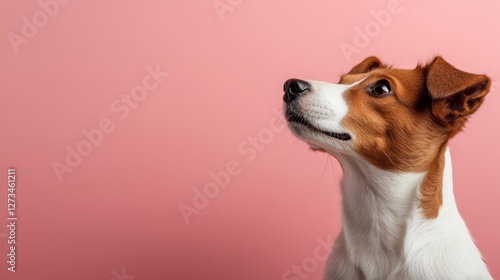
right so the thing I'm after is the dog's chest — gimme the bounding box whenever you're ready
[339,161,425,278]
[343,211,407,279]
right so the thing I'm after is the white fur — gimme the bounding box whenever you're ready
[285,80,492,280]
[286,80,359,155]
[323,149,492,280]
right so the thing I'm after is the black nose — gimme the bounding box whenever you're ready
[283,79,310,103]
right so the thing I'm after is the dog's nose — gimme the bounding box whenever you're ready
[283,79,310,103]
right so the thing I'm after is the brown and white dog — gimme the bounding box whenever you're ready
[283,56,492,280]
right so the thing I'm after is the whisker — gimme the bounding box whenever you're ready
[314,154,330,183]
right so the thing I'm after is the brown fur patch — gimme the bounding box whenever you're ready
[419,147,446,218]
[341,68,445,172]
[338,57,491,218]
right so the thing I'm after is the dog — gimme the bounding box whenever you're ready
[283,56,493,280]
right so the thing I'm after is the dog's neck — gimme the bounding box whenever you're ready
[327,147,492,279]
[334,148,455,274]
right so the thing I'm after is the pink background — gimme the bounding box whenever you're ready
[1,0,499,279]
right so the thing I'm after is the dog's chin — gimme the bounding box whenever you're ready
[286,112,352,141]
[287,122,352,154]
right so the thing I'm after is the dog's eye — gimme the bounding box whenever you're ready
[368,80,392,96]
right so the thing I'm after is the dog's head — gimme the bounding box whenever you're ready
[284,56,491,173]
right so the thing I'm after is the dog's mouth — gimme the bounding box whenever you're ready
[286,111,352,141]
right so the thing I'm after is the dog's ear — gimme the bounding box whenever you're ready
[426,56,491,133]
[347,56,383,74]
